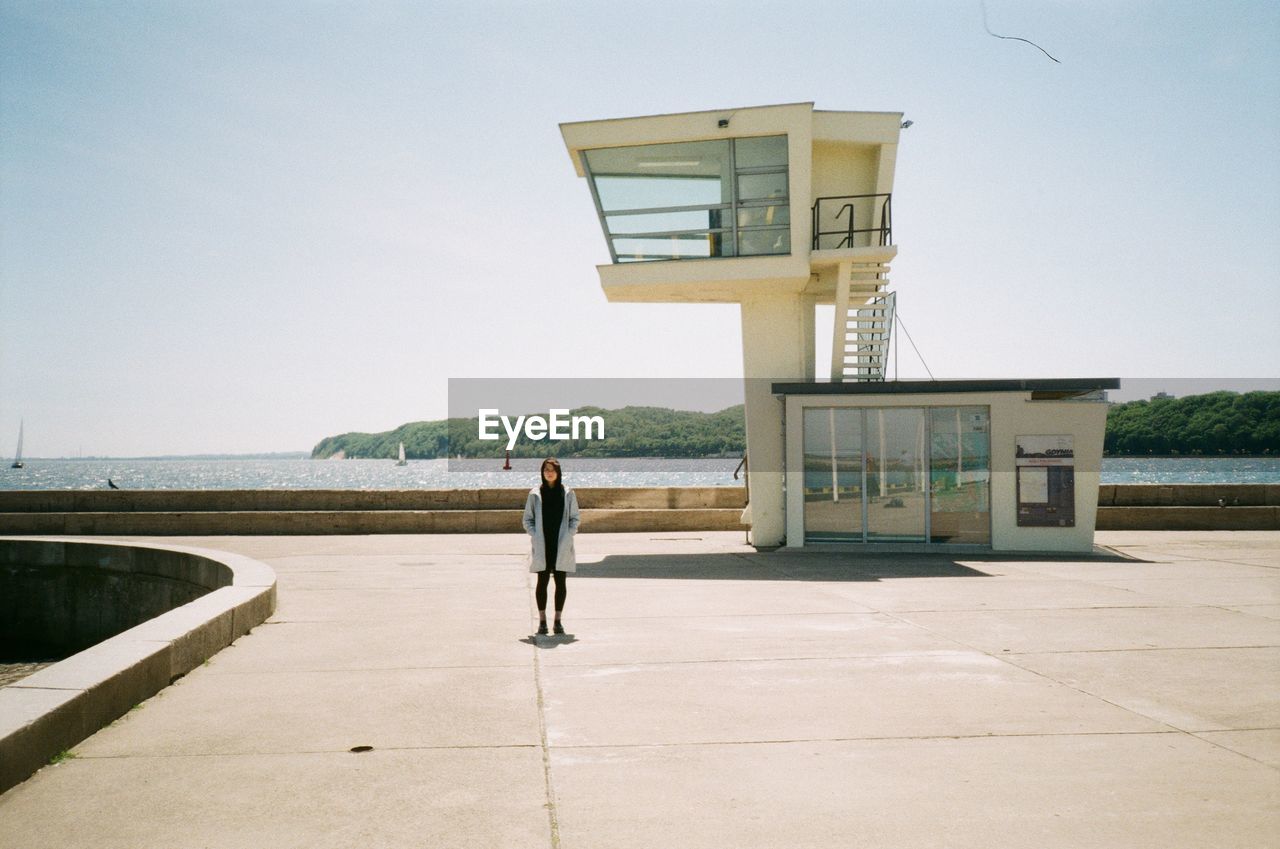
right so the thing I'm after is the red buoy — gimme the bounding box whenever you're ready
[503,451,512,470]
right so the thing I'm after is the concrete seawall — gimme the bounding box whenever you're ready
[1096,484,1280,531]
[0,485,1276,535]
[0,487,747,513]
[0,487,751,536]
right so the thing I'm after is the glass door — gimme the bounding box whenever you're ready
[801,405,988,545]
[865,408,927,542]
[929,407,991,544]
[802,408,863,542]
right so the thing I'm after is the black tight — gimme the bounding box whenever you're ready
[535,569,567,615]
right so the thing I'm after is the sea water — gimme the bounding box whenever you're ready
[2,456,1278,490]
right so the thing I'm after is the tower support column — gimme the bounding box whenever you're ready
[740,293,811,546]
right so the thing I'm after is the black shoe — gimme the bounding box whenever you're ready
[536,623,548,636]
[553,621,565,635]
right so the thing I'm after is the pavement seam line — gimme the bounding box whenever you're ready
[538,651,978,670]
[1185,730,1280,772]
[203,663,539,674]
[1206,603,1280,619]
[873,608,1190,735]
[989,650,1227,742]
[529,569,562,849]
[1006,644,1280,656]
[997,649,1181,703]
[542,729,1187,750]
[551,605,1202,621]
[72,744,544,760]
[1197,557,1280,571]
[205,652,971,676]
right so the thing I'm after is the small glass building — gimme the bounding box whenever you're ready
[777,379,1115,552]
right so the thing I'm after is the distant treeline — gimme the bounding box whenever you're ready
[310,392,1280,460]
[1104,391,1279,456]
[310,405,747,460]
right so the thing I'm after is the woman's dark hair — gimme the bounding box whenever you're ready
[540,457,563,491]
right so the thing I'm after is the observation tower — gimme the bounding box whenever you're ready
[562,103,1114,552]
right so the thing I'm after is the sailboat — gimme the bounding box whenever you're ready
[395,442,408,466]
[11,420,24,469]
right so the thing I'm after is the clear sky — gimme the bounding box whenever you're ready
[2,0,1277,457]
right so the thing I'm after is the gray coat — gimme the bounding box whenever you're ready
[523,487,580,573]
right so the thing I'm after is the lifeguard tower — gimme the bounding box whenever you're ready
[562,103,1115,552]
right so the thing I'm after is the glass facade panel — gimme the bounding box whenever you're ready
[606,209,728,235]
[865,408,927,541]
[612,233,731,262]
[737,227,790,256]
[582,136,789,263]
[738,172,788,201]
[803,408,863,542]
[593,175,727,212]
[929,407,991,544]
[734,135,788,168]
[799,404,992,546]
[736,205,789,228]
[585,140,731,212]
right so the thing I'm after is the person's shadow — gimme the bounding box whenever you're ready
[518,633,578,648]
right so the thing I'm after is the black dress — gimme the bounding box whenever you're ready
[541,485,564,571]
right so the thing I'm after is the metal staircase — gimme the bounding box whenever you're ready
[830,259,895,381]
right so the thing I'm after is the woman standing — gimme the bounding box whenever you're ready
[523,457,580,635]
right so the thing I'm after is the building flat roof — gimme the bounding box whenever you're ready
[560,101,902,130]
[771,378,1121,396]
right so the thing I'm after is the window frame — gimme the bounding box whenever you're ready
[581,136,790,263]
[801,404,993,546]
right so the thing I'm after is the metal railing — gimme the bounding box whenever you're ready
[811,193,892,250]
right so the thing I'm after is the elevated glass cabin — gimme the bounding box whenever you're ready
[582,135,791,263]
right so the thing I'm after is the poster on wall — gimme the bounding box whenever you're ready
[1015,435,1075,527]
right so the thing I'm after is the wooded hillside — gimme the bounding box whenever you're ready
[311,392,1280,459]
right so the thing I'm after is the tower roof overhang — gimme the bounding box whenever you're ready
[560,102,903,176]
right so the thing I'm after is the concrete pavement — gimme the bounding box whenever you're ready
[1,531,1277,848]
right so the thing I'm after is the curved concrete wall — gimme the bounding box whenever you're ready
[2,546,219,656]
[0,538,276,794]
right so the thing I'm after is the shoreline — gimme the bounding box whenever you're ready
[0,484,1276,535]
[14,454,1280,461]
